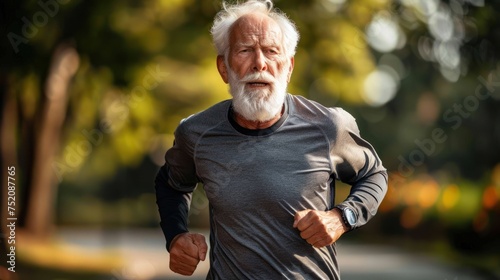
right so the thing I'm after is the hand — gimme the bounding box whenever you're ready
[293,209,348,248]
[169,232,208,276]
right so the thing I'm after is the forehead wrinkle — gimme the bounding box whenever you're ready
[229,13,283,49]
[236,35,280,48]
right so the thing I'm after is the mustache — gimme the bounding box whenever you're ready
[238,71,275,83]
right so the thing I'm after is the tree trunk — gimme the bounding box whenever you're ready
[24,44,80,237]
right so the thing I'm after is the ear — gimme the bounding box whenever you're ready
[286,57,295,83]
[217,55,229,84]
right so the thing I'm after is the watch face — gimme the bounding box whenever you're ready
[345,208,357,225]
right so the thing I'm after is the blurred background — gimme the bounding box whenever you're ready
[1,0,499,279]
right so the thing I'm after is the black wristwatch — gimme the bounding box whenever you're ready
[335,205,357,230]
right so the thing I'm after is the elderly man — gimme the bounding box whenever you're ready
[155,0,388,278]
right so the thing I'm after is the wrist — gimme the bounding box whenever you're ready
[331,208,349,233]
[334,205,358,231]
[169,232,188,251]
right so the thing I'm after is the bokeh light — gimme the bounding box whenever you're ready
[365,13,402,53]
[362,68,399,107]
[440,184,461,210]
[482,186,498,210]
[418,179,440,209]
[428,9,454,42]
[400,206,423,229]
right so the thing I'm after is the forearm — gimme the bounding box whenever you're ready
[337,169,388,229]
[155,164,192,251]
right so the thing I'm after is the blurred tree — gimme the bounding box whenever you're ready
[361,1,500,262]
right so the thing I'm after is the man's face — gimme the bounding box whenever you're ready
[217,13,294,122]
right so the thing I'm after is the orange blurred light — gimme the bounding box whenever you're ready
[418,179,439,209]
[482,186,498,210]
[403,180,421,206]
[380,173,407,212]
[400,207,423,229]
[379,187,398,212]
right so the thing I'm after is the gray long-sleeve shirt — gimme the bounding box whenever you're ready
[155,93,388,279]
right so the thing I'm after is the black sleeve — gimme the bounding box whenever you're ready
[155,164,192,251]
[154,122,199,251]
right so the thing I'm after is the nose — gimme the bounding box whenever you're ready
[253,50,268,72]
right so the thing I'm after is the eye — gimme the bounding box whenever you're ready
[267,48,279,55]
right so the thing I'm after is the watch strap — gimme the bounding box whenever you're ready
[334,204,356,230]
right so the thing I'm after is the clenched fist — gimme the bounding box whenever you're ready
[169,232,208,276]
[293,209,348,248]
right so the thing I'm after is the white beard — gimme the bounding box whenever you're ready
[228,63,289,122]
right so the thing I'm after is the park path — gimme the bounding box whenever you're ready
[56,228,487,280]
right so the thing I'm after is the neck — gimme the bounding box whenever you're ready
[233,105,284,130]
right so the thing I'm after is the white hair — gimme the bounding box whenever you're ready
[210,0,300,58]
